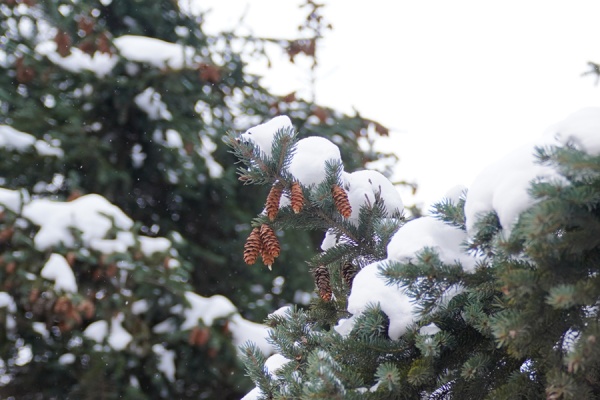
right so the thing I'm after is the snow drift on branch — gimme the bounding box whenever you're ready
[0,125,63,157]
[22,194,133,251]
[464,107,600,235]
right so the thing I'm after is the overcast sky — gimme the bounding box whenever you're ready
[197,0,600,210]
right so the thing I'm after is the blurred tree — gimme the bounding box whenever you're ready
[0,0,400,398]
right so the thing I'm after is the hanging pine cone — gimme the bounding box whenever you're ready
[342,261,357,288]
[53,296,73,315]
[265,183,284,221]
[16,57,35,84]
[5,261,16,275]
[96,32,112,54]
[260,224,280,269]
[313,265,332,302]
[290,181,304,214]
[54,30,72,57]
[188,326,210,347]
[77,299,96,320]
[77,16,95,35]
[0,226,14,243]
[332,184,352,218]
[261,251,276,270]
[198,63,221,84]
[243,227,262,265]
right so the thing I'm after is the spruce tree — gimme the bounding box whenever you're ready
[0,0,395,398]
[232,110,600,399]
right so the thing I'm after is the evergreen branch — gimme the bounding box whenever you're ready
[240,342,274,396]
[431,197,467,230]
[315,208,359,244]
[309,243,356,268]
[272,127,297,173]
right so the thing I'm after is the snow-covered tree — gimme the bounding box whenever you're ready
[231,109,600,399]
[0,183,272,398]
[0,0,397,398]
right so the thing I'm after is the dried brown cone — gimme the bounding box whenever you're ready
[66,251,76,267]
[53,296,73,315]
[261,251,275,270]
[70,308,82,325]
[5,261,16,275]
[198,63,221,83]
[184,141,195,155]
[312,106,329,123]
[332,184,352,218]
[77,16,95,35]
[54,30,72,57]
[0,226,14,243]
[106,262,118,278]
[92,268,102,281]
[188,326,210,347]
[96,32,112,54]
[243,227,262,265]
[260,224,280,269]
[314,265,332,302]
[28,288,40,304]
[260,224,280,257]
[77,39,96,55]
[77,299,95,320]
[342,261,358,288]
[265,183,284,221]
[16,57,35,84]
[290,182,304,214]
[207,347,218,358]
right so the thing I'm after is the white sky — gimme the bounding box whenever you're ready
[197,0,600,210]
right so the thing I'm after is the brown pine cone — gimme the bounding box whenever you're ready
[266,183,284,221]
[342,261,357,288]
[260,224,280,269]
[54,30,72,57]
[261,251,275,270]
[260,224,280,258]
[332,184,352,218]
[243,227,262,265]
[313,265,332,302]
[290,182,304,214]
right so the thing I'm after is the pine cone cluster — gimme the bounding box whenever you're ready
[243,224,281,269]
[291,182,304,214]
[266,183,284,221]
[332,184,352,218]
[313,265,332,302]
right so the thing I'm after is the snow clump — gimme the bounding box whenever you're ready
[0,125,63,157]
[40,254,78,293]
[342,169,404,225]
[22,194,133,251]
[240,115,293,158]
[289,136,342,187]
[387,216,479,273]
[464,108,600,235]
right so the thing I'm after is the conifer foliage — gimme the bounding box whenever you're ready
[232,110,600,399]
